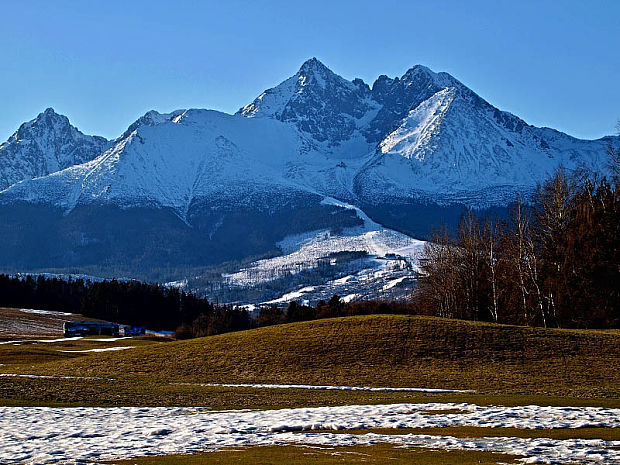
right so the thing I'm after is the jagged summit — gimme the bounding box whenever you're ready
[238,59,470,145]
[238,58,376,144]
[16,107,69,134]
[119,109,186,140]
[297,57,331,75]
[400,64,454,85]
[0,108,109,190]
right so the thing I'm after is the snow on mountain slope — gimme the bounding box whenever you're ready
[378,87,457,161]
[0,108,109,191]
[2,59,613,212]
[1,107,381,214]
[237,58,612,207]
[224,198,425,295]
[1,109,326,214]
[356,81,612,206]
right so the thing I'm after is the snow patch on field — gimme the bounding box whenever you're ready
[1,336,132,346]
[182,383,473,393]
[58,346,134,353]
[19,309,74,316]
[0,374,106,380]
[0,337,83,345]
[1,403,618,464]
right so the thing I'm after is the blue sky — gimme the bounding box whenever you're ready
[1,0,618,140]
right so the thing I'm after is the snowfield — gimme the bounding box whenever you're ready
[1,403,618,464]
[224,198,425,287]
[221,197,426,305]
[0,337,129,346]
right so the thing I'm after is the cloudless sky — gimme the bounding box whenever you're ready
[1,0,618,140]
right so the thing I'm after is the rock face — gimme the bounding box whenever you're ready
[239,58,378,144]
[0,108,109,190]
[0,59,614,279]
[238,58,612,207]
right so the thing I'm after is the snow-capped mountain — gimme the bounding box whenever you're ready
[238,58,611,206]
[239,57,379,146]
[2,59,613,211]
[0,108,109,190]
[0,58,614,288]
[355,69,611,206]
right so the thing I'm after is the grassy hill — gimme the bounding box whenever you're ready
[9,315,618,402]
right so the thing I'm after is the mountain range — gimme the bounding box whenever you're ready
[0,58,614,301]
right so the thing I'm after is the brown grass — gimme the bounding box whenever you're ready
[109,444,520,465]
[1,315,619,407]
[0,335,159,365]
[0,307,103,338]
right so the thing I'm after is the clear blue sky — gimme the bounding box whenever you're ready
[1,0,618,141]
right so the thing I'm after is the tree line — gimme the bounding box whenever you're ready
[0,272,418,337]
[415,160,619,328]
[0,275,246,332]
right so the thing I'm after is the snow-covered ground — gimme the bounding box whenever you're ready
[226,198,425,287]
[18,309,74,316]
[0,374,106,380]
[58,346,134,353]
[1,403,618,464]
[221,198,426,305]
[0,337,80,345]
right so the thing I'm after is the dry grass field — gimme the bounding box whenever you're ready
[1,313,618,464]
[1,314,618,408]
[109,444,521,465]
[0,307,103,338]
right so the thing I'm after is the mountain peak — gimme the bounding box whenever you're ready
[35,107,67,122]
[119,109,186,140]
[37,107,68,123]
[400,65,461,89]
[403,64,432,75]
[0,109,109,190]
[15,108,72,139]
[298,57,330,74]
[239,57,376,143]
[295,57,341,91]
